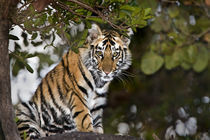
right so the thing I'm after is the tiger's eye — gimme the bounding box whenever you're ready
[113,52,118,57]
[96,51,103,56]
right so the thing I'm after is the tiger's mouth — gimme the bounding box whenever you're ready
[101,75,113,81]
[99,71,115,82]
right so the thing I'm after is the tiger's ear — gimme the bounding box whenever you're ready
[121,28,133,47]
[87,24,102,43]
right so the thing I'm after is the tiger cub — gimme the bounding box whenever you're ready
[15,24,133,139]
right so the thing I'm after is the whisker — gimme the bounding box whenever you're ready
[122,71,136,77]
[115,76,127,87]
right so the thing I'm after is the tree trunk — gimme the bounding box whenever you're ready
[0,0,20,140]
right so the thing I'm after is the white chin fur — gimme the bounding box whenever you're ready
[101,77,113,82]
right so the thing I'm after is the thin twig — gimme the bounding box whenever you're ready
[161,0,177,4]
[176,27,210,48]
[66,0,127,30]
[55,1,86,18]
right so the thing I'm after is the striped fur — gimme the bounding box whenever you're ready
[15,24,132,139]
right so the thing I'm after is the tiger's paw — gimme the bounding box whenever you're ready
[93,127,104,134]
[77,123,94,132]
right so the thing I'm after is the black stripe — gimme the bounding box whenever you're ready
[45,79,62,112]
[65,52,72,79]
[62,67,70,91]
[86,122,92,130]
[81,113,90,128]
[48,71,64,100]
[91,104,106,113]
[102,39,108,46]
[93,115,102,125]
[50,107,60,124]
[94,121,102,127]
[33,101,41,125]
[69,98,75,109]
[18,125,30,131]
[61,59,65,67]
[78,85,88,97]
[40,83,50,124]
[40,83,48,108]
[42,125,64,133]
[73,110,84,119]
[63,73,70,91]
[42,105,50,125]
[109,39,115,46]
[28,127,40,135]
[70,104,76,111]
[94,122,102,128]
[16,120,31,126]
[73,91,88,108]
[49,70,54,83]
[78,61,94,90]
[57,82,64,100]
[63,125,75,130]
[21,103,36,121]
[70,75,87,103]
[95,92,106,98]
[28,101,34,107]
[68,92,75,106]
[45,79,67,125]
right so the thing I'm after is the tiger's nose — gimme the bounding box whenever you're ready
[104,70,111,75]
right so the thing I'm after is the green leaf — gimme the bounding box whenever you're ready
[140,52,164,75]
[9,34,19,40]
[11,55,25,76]
[25,63,34,73]
[193,47,208,72]
[86,16,104,23]
[78,29,88,47]
[14,117,19,123]
[161,42,172,54]
[14,42,21,51]
[168,7,179,18]
[11,52,34,74]
[187,45,197,63]
[164,48,185,70]
[181,61,191,70]
[31,32,38,40]
[23,131,27,140]
[144,8,152,16]
[165,55,176,70]
[174,18,188,33]
[31,41,43,46]
[120,5,137,11]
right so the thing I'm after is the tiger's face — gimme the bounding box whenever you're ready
[82,24,132,82]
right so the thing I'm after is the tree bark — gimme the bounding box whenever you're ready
[0,0,20,140]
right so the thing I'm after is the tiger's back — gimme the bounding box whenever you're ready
[15,24,132,139]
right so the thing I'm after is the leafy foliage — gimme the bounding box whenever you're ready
[139,0,210,75]
[9,0,152,75]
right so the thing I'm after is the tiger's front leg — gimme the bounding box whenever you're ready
[68,91,94,132]
[92,108,104,133]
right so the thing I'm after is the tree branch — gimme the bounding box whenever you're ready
[66,0,127,30]
[55,1,86,18]
[39,132,141,140]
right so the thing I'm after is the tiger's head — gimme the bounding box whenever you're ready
[81,24,133,83]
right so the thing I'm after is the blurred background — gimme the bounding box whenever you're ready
[9,0,209,139]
